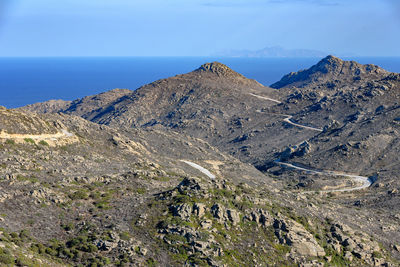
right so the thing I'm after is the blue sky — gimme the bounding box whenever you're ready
[0,0,398,57]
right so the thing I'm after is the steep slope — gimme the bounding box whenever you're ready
[84,62,275,126]
[261,57,400,242]
[268,56,400,175]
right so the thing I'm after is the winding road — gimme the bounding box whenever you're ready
[282,116,323,132]
[249,93,282,104]
[180,160,216,179]
[0,129,75,142]
[275,161,372,193]
[179,93,371,192]
[250,93,372,193]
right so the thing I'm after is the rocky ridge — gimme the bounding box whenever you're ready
[271,55,388,89]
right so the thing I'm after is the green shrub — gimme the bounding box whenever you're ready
[0,248,14,264]
[38,140,49,146]
[19,229,31,240]
[5,139,15,145]
[81,243,98,253]
[10,232,18,239]
[69,190,89,200]
[136,188,146,194]
[62,223,75,231]
[24,138,35,144]
[94,201,111,210]
[16,175,38,183]
[146,258,157,266]
[119,232,131,241]
[15,254,35,266]
[154,176,171,182]
[31,243,46,254]
[372,251,382,258]
[45,247,57,256]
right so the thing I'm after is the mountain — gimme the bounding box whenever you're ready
[22,62,312,168]
[267,56,400,219]
[215,46,327,58]
[271,55,388,89]
[22,57,400,177]
[8,56,400,266]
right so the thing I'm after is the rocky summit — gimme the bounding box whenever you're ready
[2,56,400,266]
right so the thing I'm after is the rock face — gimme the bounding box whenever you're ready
[155,175,346,266]
[274,218,325,257]
[327,223,384,266]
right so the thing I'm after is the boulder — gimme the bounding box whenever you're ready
[274,218,325,257]
[211,203,226,222]
[226,209,240,225]
[96,240,117,251]
[200,220,213,229]
[342,238,357,251]
[171,203,193,221]
[193,203,206,217]
[344,251,353,261]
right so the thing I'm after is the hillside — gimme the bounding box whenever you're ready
[2,108,396,266]
[11,56,400,266]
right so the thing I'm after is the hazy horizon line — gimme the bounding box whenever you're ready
[0,55,400,59]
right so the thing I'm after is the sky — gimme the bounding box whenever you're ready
[0,0,399,57]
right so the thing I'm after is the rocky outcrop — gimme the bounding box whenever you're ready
[274,218,325,257]
[244,208,273,227]
[325,223,391,266]
[195,62,245,78]
[280,141,312,161]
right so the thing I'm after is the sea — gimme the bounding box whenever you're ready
[0,57,399,109]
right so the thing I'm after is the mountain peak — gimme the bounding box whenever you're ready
[313,55,345,73]
[195,62,242,77]
[318,55,343,65]
[271,56,388,89]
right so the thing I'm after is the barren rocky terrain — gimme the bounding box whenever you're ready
[1,56,399,266]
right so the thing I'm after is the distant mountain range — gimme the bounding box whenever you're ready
[214,46,328,58]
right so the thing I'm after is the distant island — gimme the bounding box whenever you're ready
[214,45,327,58]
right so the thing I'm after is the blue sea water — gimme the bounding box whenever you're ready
[0,57,399,108]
